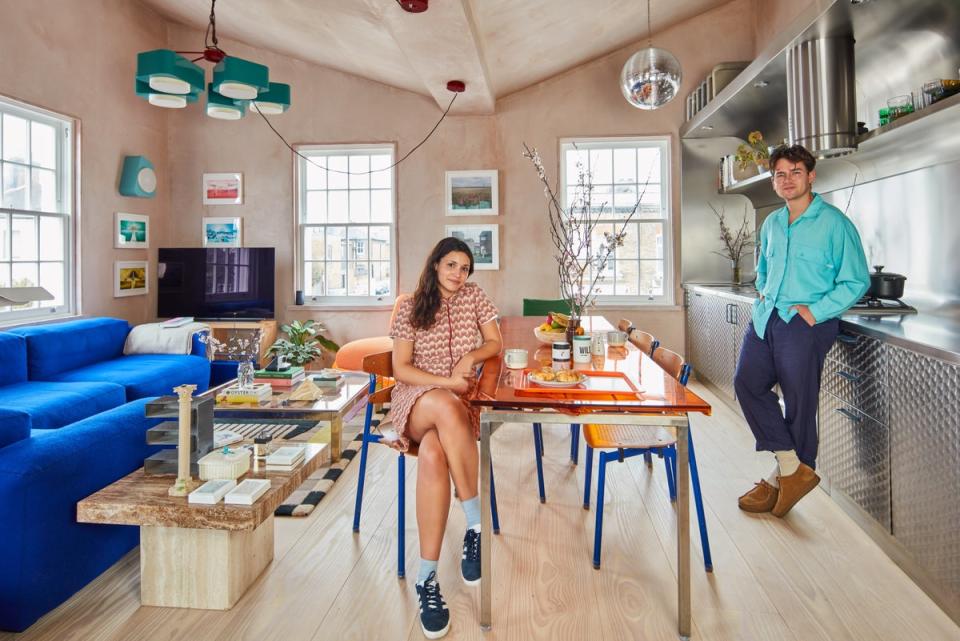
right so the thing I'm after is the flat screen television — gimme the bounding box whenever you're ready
[158,247,275,320]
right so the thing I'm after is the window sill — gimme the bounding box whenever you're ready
[286,305,394,313]
[0,311,81,330]
[591,304,683,312]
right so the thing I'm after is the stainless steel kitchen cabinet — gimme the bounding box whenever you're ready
[685,287,752,401]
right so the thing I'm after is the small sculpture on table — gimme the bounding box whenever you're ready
[169,384,201,497]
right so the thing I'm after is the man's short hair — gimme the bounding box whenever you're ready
[769,144,816,172]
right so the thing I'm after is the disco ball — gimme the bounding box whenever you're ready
[620,47,682,110]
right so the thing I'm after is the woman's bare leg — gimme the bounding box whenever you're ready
[413,429,450,560]
[407,389,478,501]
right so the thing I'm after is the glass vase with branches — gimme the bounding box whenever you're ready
[709,202,754,284]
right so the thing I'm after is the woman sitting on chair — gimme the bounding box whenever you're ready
[387,236,501,639]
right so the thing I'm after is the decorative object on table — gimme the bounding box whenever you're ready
[202,173,243,205]
[236,360,256,390]
[620,0,681,109]
[522,144,649,323]
[198,447,251,481]
[144,393,215,476]
[572,335,592,364]
[444,223,499,270]
[735,131,771,173]
[221,382,273,404]
[445,170,499,216]
[286,379,325,402]
[202,216,242,246]
[169,384,201,496]
[118,155,157,198]
[187,478,237,505]
[267,320,339,368]
[223,478,272,505]
[708,202,754,285]
[265,445,306,471]
[114,212,149,249]
[134,0,291,117]
[113,260,149,297]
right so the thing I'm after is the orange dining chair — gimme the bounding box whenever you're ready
[332,294,410,372]
[619,318,660,467]
[351,350,500,578]
[582,345,713,571]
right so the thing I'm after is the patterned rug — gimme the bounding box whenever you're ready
[273,407,388,517]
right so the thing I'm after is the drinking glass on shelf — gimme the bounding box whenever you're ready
[886,95,914,121]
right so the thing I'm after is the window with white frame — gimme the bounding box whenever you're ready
[296,145,395,305]
[0,96,73,323]
[560,137,671,304]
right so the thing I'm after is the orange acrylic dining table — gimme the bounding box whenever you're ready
[470,316,712,639]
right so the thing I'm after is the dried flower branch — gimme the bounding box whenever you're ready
[709,202,754,265]
[522,142,652,318]
[199,329,263,361]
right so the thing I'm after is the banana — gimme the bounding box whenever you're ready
[550,311,570,327]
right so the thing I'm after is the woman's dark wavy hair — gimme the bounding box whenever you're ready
[411,237,474,330]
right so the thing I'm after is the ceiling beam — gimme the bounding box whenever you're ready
[374,0,495,115]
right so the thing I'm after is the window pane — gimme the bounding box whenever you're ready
[618,222,639,259]
[613,184,637,217]
[12,214,38,260]
[31,168,57,212]
[326,260,345,295]
[372,262,390,296]
[348,155,369,189]
[613,148,636,184]
[327,156,348,189]
[589,184,611,214]
[39,216,63,260]
[639,184,663,217]
[589,148,612,184]
[347,262,369,296]
[328,191,348,223]
[638,148,661,182]
[565,148,588,185]
[615,260,639,295]
[370,189,391,223]
[639,222,664,259]
[2,114,28,163]
[370,155,391,188]
[3,162,28,209]
[303,226,324,261]
[349,190,370,223]
[0,215,8,260]
[347,226,367,260]
[305,159,326,189]
[304,191,327,223]
[39,261,64,306]
[31,121,56,169]
[326,226,346,262]
[369,226,391,260]
[640,260,664,296]
[11,261,38,287]
[305,262,324,296]
[0,262,9,286]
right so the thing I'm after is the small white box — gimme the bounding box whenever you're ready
[188,479,237,505]
[198,448,251,480]
[265,446,306,467]
[224,479,272,505]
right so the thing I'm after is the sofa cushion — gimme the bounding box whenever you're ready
[50,354,211,400]
[9,317,130,380]
[0,333,28,386]
[0,397,161,632]
[0,408,31,449]
[0,381,126,430]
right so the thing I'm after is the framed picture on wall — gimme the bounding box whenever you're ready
[114,261,149,297]
[445,223,499,270]
[445,170,498,216]
[202,172,243,205]
[114,212,149,249]
[202,216,242,247]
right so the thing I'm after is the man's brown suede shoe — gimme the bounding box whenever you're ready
[738,480,779,513]
[772,463,820,517]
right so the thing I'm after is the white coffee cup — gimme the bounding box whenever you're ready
[504,348,529,369]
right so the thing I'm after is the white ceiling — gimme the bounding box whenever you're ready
[139,0,730,113]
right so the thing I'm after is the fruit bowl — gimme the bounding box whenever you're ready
[534,327,567,344]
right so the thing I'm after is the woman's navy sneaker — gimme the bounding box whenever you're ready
[461,527,481,585]
[416,571,450,639]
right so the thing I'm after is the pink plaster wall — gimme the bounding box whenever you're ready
[0,0,170,324]
[752,0,820,56]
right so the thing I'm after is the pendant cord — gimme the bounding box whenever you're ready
[647,0,652,48]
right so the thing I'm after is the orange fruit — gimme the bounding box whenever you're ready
[576,326,585,335]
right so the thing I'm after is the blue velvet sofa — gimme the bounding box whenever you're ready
[0,317,211,632]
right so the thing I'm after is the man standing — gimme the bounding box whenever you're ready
[735,144,870,517]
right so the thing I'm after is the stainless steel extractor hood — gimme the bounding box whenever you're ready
[787,36,857,157]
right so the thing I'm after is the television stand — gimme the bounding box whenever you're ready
[205,320,277,365]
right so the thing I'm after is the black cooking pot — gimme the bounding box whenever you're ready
[868,265,906,300]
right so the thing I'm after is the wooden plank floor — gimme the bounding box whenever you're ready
[5,382,958,641]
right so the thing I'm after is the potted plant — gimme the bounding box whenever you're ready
[267,320,339,368]
[735,130,771,174]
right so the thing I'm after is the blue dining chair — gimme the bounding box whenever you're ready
[582,346,712,571]
[351,350,501,578]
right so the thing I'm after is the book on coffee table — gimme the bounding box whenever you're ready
[265,446,305,467]
[224,479,272,505]
[188,479,237,505]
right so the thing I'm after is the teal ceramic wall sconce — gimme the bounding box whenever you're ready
[119,156,157,198]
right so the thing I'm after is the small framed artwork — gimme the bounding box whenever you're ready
[202,172,243,205]
[114,261,149,297]
[202,216,242,247]
[445,223,499,270]
[445,170,498,216]
[114,212,149,249]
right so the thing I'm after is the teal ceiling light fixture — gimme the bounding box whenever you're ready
[135,0,290,118]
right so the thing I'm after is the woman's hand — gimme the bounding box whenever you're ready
[446,373,472,394]
[451,354,476,380]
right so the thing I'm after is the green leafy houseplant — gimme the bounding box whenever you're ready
[267,320,339,367]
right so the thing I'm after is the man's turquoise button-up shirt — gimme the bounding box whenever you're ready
[752,193,870,339]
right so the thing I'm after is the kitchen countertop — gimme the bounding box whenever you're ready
[684,283,960,364]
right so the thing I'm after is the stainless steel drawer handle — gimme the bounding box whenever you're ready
[836,370,862,382]
[835,407,862,423]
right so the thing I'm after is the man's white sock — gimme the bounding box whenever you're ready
[775,450,801,478]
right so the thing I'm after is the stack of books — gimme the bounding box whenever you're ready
[265,445,306,472]
[254,365,305,388]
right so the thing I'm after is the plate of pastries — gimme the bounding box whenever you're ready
[527,366,587,388]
